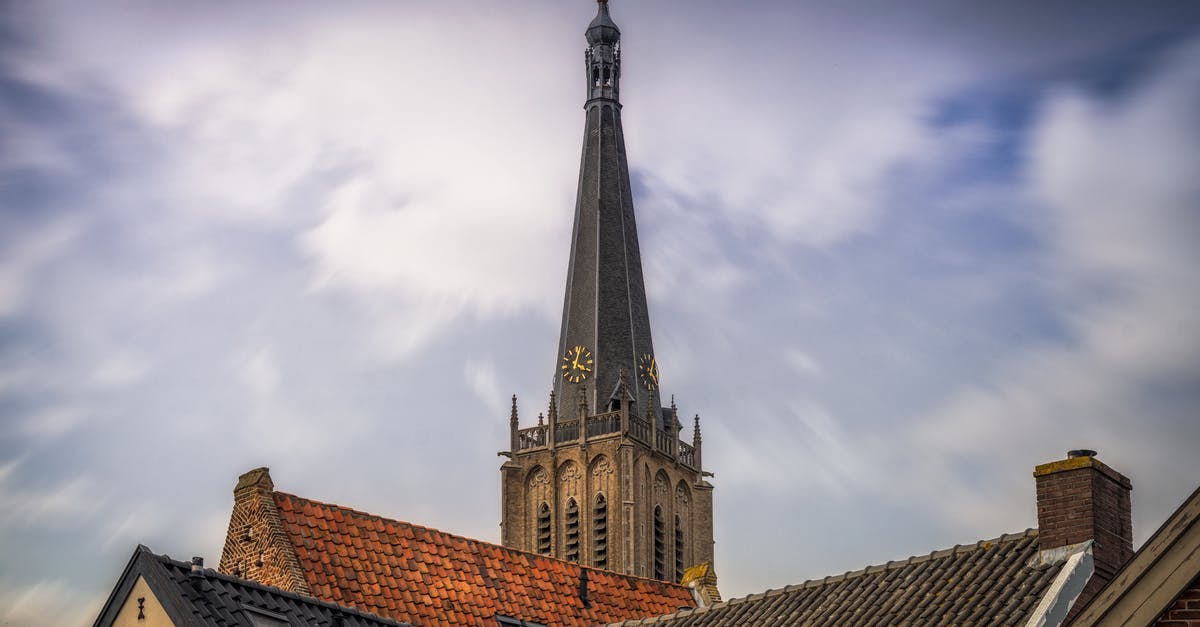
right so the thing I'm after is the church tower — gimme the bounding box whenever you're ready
[500,0,715,583]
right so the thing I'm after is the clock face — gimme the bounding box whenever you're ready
[561,345,593,383]
[638,353,659,390]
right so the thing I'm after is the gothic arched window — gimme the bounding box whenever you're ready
[653,505,666,580]
[675,514,685,582]
[536,503,552,555]
[565,498,581,562]
[593,494,608,569]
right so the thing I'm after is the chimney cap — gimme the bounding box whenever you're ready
[235,467,273,493]
[1068,449,1098,459]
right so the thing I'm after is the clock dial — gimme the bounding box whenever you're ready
[561,345,593,383]
[638,353,659,390]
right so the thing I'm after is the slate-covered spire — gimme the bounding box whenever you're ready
[554,0,659,419]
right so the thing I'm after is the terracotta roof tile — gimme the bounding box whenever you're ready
[271,491,694,627]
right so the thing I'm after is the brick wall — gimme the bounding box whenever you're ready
[1154,574,1200,626]
[217,467,309,594]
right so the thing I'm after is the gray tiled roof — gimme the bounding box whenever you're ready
[95,545,410,626]
[610,530,1063,627]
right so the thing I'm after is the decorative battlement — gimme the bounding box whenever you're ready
[511,403,700,471]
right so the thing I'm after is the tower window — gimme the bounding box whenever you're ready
[593,494,608,569]
[536,503,552,555]
[565,498,581,562]
[653,506,665,580]
[675,515,685,582]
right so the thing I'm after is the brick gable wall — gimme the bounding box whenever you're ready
[217,467,309,594]
[1154,574,1200,626]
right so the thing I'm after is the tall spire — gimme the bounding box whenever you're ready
[554,0,658,419]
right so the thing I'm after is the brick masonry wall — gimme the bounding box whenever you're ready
[1154,574,1200,626]
[217,468,310,594]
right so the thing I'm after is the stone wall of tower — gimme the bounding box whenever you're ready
[501,420,712,582]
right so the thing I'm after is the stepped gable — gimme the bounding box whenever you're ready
[94,545,409,627]
[270,491,696,626]
[608,530,1063,626]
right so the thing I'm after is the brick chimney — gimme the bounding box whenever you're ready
[1034,450,1133,616]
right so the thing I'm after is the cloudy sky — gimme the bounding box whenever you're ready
[2,1,1199,624]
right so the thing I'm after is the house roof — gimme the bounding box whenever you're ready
[1069,484,1200,626]
[270,491,696,626]
[94,545,410,627]
[608,530,1064,627]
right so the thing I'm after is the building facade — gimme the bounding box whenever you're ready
[499,0,715,583]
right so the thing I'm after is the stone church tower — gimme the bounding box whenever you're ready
[500,0,715,583]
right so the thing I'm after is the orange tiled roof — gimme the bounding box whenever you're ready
[271,491,696,627]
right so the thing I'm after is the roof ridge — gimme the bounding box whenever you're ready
[143,547,410,626]
[272,490,692,591]
[610,528,1040,625]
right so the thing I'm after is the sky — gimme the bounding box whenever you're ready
[1,1,1199,624]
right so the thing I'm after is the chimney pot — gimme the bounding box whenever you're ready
[1068,449,1097,459]
[190,556,204,578]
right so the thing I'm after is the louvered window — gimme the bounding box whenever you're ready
[593,494,608,569]
[565,498,581,562]
[653,506,665,580]
[536,503,552,555]
[675,515,685,582]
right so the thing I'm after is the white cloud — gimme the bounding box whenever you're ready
[783,347,824,378]
[18,405,89,441]
[629,24,962,250]
[464,357,503,408]
[891,37,1200,535]
[0,577,103,627]
[87,353,150,389]
[237,347,281,402]
[100,503,165,552]
[0,471,107,527]
[0,217,83,317]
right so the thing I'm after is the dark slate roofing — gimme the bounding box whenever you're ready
[94,545,410,627]
[609,530,1064,627]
